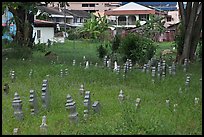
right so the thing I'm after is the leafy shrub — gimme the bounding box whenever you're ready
[111,34,121,53]
[97,44,108,59]
[33,42,47,53]
[119,33,156,65]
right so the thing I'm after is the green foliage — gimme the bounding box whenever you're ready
[33,42,47,53]
[80,13,109,41]
[140,14,166,41]
[119,33,156,64]
[97,44,108,59]
[4,42,33,59]
[111,34,121,53]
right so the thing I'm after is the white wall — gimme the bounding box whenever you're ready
[33,27,54,44]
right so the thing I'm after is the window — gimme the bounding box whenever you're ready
[37,30,41,39]
[167,16,172,22]
[82,4,88,7]
[139,14,149,21]
[89,4,95,7]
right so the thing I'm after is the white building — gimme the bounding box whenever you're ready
[33,19,56,44]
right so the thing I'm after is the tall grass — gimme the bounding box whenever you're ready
[2,40,202,135]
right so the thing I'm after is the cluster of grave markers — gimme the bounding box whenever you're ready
[3,56,201,134]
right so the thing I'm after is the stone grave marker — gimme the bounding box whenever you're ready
[84,109,89,120]
[41,79,49,109]
[3,83,9,95]
[65,94,78,124]
[73,59,76,66]
[103,56,108,67]
[135,98,141,109]
[194,97,199,105]
[178,87,182,96]
[29,69,33,78]
[185,76,190,91]
[12,92,24,120]
[65,68,68,76]
[29,89,38,115]
[60,69,63,77]
[113,61,117,72]
[85,61,89,69]
[142,64,147,73]
[40,115,48,135]
[151,66,156,83]
[13,128,19,135]
[166,99,170,108]
[183,58,188,72]
[157,62,161,78]
[95,63,98,67]
[116,65,120,74]
[173,104,178,112]
[92,101,100,113]
[79,84,85,96]
[107,58,111,68]
[11,70,15,83]
[172,62,176,75]
[168,66,172,75]
[118,90,125,102]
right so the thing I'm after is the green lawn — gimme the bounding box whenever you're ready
[2,40,202,135]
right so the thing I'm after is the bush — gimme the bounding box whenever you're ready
[119,33,156,65]
[97,44,108,59]
[111,34,121,53]
[33,42,47,53]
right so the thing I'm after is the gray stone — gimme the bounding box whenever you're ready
[13,128,19,135]
[41,79,49,109]
[29,90,38,115]
[135,98,141,109]
[92,101,100,113]
[3,83,9,95]
[79,84,85,95]
[142,64,147,73]
[40,115,48,135]
[12,92,24,120]
[118,90,125,102]
[185,76,190,91]
[73,60,76,66]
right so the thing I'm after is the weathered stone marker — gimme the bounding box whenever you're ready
[40,115,48,135]
[166,99,170,108]
[3,83,9,95]
[151,66,156,83]
[183,58,188,72]
[118,90,125,102]
[41,79,49,109]
[92,101,100,113]
[13,128,19,135]
[185,76,190,91]
[12,92,24,120]
[65,94,78,124]
[135,98,141,109]
[29,89,38,115]
[79,84,85,95]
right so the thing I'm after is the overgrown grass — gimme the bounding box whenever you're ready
[2,40,202,135]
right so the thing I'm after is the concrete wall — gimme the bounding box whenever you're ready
[33,27,54,44]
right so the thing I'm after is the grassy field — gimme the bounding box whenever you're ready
[2,40,202,135]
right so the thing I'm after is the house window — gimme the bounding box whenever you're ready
[167,16,172,22]
[89,4,95,7]
[82,4,88,7]
[139,14,149,21]
[37,30,41,39]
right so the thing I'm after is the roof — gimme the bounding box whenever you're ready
[34,19,56,27]
[63,9,90,18]
[37,6,73,17]
[105,2,155,15]
[122,2,178,11]
[114,2,153,11]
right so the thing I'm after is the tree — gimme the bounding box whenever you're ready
[2,2,44,48]
[80,13,109,41]
[176,2,202,63]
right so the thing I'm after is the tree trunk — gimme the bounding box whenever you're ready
[9,6,34,48]
[189,7,202,61]
[178,2,199,64]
